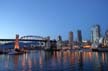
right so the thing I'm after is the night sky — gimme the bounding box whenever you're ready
[0,0,108,40]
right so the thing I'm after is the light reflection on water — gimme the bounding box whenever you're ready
[0,50,108,71]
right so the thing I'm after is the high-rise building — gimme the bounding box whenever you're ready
[91,25,101,43]
[105,30,108,37]
[103,30,108,47]
[69,31,73,48]
[77,30,82,43]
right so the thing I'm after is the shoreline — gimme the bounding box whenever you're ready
[1,48,108,55]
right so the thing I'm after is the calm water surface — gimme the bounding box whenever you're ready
[0,50,108,71]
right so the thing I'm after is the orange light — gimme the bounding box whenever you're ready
[83,45,91,48]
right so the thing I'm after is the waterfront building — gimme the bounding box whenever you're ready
[57,35,62,50]
[68,31,73,49]
[62,40,68,47]
[91,25,101,43]
[45,36,51,50]
[99,37,104,45]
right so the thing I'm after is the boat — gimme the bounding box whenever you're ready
[8,49,23,55]
[91,43,99,51]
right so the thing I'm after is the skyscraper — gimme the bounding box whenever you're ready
[69,31,73,48]
[103,30,108,47]
[105,30,108,37]
[77,30,82,43]
[91,25,101,43]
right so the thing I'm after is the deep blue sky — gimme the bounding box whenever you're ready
[0,0,108,40]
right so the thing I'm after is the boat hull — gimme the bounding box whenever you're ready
[8,49,23,55]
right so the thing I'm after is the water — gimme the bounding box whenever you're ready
[0,50,108,71]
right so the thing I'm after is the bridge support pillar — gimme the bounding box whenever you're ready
[45,36,51,50]
[14,34,19,50]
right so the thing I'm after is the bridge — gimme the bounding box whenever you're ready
[0,38,55,42]
[0,35,57,49]
[0,35,56,42]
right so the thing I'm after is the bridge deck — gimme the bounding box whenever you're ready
[0,39,56,42]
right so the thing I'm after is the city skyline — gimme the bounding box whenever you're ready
[0,0,108,40]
